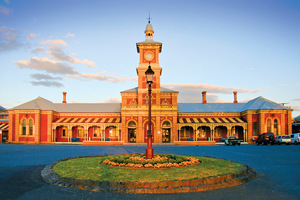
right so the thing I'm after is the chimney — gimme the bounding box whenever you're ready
[233,91,238,104]
[202,91,207,104]
[62,92,67,103]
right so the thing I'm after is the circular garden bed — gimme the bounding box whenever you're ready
[41,154,256,194]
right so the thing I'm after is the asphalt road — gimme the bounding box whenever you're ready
[0,144,299,200]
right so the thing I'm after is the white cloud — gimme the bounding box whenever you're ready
[65,33,75,38]
[38,39,67,46]
[29,80,64,88]
[27,33,36,40]
[47,45,95,67]
[30,73,62,80]
[67,72,138,83]
[16,57,78,75]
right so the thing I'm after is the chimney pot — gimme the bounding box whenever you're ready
[202,91,207,104]
[62,92,67,103]
[233,91,238,104]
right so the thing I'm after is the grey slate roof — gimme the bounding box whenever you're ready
[11,96,288,114]
[11,97,121,113]
[178,96,289,113]
[12,97,58,111]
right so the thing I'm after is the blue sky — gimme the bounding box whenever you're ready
[1,0,299,117]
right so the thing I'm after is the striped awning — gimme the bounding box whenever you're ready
[53,117,121,123]
[0,124,8,130]
[178,117,246,124]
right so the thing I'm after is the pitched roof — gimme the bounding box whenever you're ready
[11,97,121,113]
[243,96,287,110]
[11,97,58,111]
[121,87,138,93]
[178,96,289,113]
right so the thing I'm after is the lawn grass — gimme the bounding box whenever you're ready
[53,155,244,183]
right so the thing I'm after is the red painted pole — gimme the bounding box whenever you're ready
[146,82,154,159]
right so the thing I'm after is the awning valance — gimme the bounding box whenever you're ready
[0,124,8,130]
[53,117,121,124]
[178,117,246,124]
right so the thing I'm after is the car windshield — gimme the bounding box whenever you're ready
[283,136,290,139]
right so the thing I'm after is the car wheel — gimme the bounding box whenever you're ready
[238,143,241,146]
[262,141,266,145]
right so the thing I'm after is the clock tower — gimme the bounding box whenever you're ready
[136,20,162,105]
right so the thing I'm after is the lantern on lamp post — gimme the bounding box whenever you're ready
[145,62,154,159]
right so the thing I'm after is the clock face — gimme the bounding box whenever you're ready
[144,51,154,61]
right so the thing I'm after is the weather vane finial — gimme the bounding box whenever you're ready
[147,12,152,23]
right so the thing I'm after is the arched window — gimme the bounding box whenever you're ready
[162,121,171,127]
[128,121,136,128]
[29,119,33,135]
[22,119,26,135]
[267,119,272,132]
[274,119,278,135]
[162,100,169,105]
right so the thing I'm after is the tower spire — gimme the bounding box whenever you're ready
[147,12,151,24]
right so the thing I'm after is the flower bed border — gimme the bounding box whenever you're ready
[100,154,201,169]
[41,155,256,194]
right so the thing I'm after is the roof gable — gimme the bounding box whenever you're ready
[243,96,286,110]
[11,97,57,111]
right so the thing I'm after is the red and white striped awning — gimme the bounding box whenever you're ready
[53,117,121,123]
[0,123,8,130]
[178,117,246,123]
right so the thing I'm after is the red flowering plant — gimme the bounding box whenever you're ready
[100,154,201,169]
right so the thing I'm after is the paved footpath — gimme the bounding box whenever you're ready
[0,144,299,200]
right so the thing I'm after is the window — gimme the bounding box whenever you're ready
[22,119,26,135]
[29,119,33,135]
[146,96,152,104]
[267,119,272,132]
[162,121,171,127]
[128,121,136,128]
[274,119,278,135]
[62,129,66,137]
[253,122,257,136]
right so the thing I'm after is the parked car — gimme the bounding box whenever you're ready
[290,133,300,145]
[256,133,275,145]
[225,136,241,146]
[275,135,291,145]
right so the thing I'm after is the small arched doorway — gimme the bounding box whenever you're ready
[128,121,137,143]
[162,121,171,143]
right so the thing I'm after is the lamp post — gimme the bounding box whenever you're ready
[145,62,154,159]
